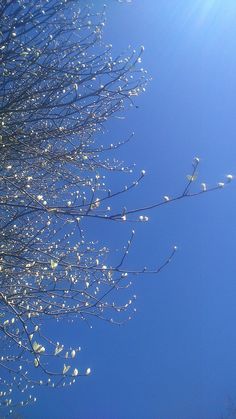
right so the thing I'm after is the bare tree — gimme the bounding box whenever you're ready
[0,0,232,415]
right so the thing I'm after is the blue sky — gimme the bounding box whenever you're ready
[25,1,236,418]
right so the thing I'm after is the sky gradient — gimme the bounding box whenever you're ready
[25,1,236,418]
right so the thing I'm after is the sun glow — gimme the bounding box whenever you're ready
[185,0,236,29]
[199,0,236,20]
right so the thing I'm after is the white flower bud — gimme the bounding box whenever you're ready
[34,358,39,368]
[85,367,91,375]
[226,174,233,182]
[201,183,207,192]
[72,368,79,376]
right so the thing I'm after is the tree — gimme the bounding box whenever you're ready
[0,0,232,416]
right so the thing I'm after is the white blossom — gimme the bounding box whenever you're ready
[54,344,64,355]
[50,260,58,269]
[62,364,71,374]
[33,342,45,354]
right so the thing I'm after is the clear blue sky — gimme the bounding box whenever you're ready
[26,1,236,418]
